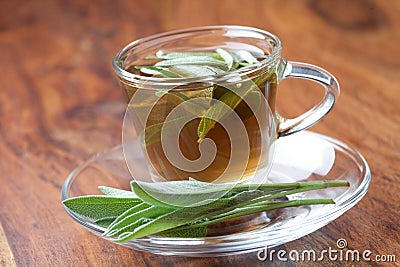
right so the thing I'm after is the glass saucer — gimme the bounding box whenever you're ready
[61,131,370,257]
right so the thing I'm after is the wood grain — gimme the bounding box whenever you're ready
[0,223,16,267]
[0,0,399,266]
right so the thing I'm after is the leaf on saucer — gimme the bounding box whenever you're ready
[104,204,174,237]
[95,216,119,227]
[62,196,141,220]
[130,180,238,208]
[62,180,349,241]
[113,190,265,242]
[157,225,208,238]
[98,186,138,198]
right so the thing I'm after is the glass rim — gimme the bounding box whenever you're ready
[112,25,282,87]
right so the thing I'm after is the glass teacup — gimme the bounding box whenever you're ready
[113,26,339,194]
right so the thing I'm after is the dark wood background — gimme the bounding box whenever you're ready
[0,0,399,266]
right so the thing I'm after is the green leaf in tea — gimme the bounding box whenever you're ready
[138,49,260,79]
[197,69,272,142]
[169,65,223,77]
[234,50,259,65]
[135,49,268,143]
[134,65,183,78]
[154,56,227,69]
[155,50,221,60]
[216,48,234,70]
[140,101,207,146]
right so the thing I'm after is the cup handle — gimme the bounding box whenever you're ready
[277,61,340,137]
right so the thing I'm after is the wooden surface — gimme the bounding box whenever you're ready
[1,0,399,266]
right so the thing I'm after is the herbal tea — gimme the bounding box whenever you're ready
[120,48,278,183]
[114,26,338,187]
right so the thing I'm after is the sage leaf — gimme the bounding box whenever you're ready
[169,65,221,77]
[98,186,138,198]
[154,89,169,97]
[114,190,265,241]
[234,50,259,64]
[157,225,207,238]
[103,202,150,235]
[216,48,234,70]
[95,216,119,227]
[131,179,242,208]
[135,66,182,78]
[63,180,349,240]
[197,69,273,142]
[141,114,199,146]
[171,198,335,232]
[105,205,174,237]
[107,218,149,237]
[203,66,226,74]
[155,56,227,69]
[62,196,141,220]
[155,50,220,59]
[197,89,243,142]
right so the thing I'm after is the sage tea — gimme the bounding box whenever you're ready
[120,48,278,183]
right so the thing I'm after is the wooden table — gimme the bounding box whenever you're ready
[1,0,399,266]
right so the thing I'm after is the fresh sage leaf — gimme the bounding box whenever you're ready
[95,216,119,227]
[105,205,174,237]
[62,196,141,220]
[63,179,349,241]
[171,198,335,233]
[131,179,236,208]
[104,202,151,232]
[113,190,265,241]
[157,225,208,238]
[98,186,138,198]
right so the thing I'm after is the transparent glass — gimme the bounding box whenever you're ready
[113,26,340,191]
[61,27,353,255]
[61,131,371,256]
